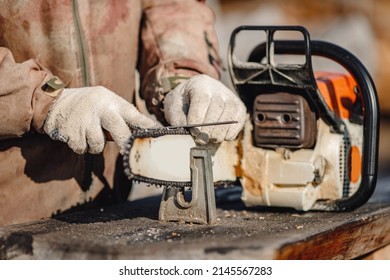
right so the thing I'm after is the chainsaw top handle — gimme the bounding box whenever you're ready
[228,25,379,211]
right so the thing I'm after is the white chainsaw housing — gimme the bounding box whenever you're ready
[239,117,363,211]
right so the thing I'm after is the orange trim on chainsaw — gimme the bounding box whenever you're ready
[315,72,358,120]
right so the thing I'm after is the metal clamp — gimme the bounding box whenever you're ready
[159,147,216,224]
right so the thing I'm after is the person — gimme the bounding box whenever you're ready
[0,0,246,226]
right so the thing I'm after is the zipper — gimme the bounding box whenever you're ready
[72,0,89,86]
[72,0,93,197]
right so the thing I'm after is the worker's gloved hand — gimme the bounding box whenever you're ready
[164,74,246,144]
[43,86,155,154]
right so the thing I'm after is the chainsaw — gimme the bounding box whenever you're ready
[123,25,379,223]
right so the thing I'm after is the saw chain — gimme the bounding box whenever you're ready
[122,121,237,190]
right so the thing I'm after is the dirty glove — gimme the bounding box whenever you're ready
[164,74,246,144]
[43,86,155,154]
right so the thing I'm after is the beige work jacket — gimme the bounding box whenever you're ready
[0,0,220,226]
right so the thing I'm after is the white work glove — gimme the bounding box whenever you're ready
[43,86,155,154]
[164,74,246,144]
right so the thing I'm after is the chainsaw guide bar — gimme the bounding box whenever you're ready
[122,121,238,190]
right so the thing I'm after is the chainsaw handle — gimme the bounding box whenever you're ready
[248,39,379,211]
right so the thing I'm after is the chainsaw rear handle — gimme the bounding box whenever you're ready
[229,26,379,211]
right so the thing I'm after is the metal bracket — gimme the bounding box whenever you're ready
[159,147,216,224]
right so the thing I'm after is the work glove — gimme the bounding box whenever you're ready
[43,86,155,154]
[164,74,246,144]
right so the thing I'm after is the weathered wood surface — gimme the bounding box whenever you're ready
[0,177,389,260]
[2,113,390,261]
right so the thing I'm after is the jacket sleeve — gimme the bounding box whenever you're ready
[0,47,59,139]
[138,0,221,122]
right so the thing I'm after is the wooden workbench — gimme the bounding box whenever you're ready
[0,176,389,260]
[3,119,390,260]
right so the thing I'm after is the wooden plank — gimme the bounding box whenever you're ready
[276,207,390,259]
[0,183,389,259]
